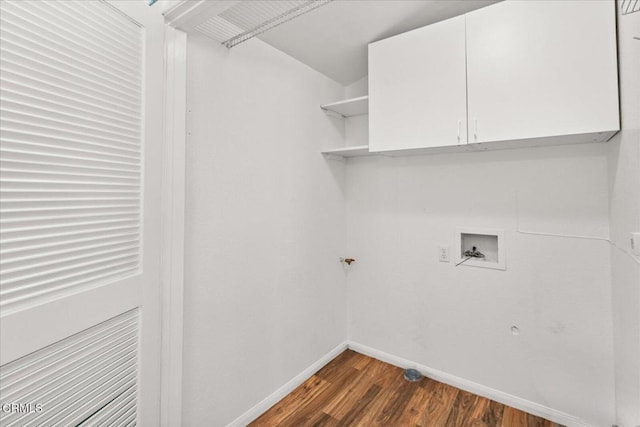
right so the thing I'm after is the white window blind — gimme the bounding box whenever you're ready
[0,0,143,313]
[0,309,139,426]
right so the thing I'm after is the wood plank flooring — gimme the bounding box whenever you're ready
[249,350,561,427]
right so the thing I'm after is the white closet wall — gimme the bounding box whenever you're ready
[182,34,347,426]
[176,2,636,426]
[607,6,640,426]
[346,138,615,427]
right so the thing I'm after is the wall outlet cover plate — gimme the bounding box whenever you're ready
[438,246,450,262]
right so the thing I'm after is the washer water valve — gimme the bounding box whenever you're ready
[463,246,485,259]
[456,246,485,266]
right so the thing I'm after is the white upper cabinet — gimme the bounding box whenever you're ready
[465,0,619,144]
[366,0,619,155]
[368,15,467,152]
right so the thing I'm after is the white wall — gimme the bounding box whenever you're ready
[345,77,369,148]
[345,128,616,423]
[181,8,634,427]
[182,34,347,426]
[608,8,640,427]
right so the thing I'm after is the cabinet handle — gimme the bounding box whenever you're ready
[457,120,461,142]
[474,118,478,141]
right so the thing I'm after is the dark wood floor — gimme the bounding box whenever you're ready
[250,350,561,427]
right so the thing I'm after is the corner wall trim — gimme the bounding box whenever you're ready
[160,26,187,427]
[226,342,349,427]
[346,341,594,427]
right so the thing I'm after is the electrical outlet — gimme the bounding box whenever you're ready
[438,246,450,262]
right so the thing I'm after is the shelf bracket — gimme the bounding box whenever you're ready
[320,107,345,119]
[322,153,346,162]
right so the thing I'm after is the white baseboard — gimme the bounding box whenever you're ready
[225,339,594,427]
[226,341,348,427]
[346,341,593,427]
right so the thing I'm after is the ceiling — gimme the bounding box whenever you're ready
[255,0,499,86]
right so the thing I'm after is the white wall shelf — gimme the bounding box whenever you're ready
[321,130,616,159]
[320,96,368,118]
[321,96,370,158]
[321,145,371,158]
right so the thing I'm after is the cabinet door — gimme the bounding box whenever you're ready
[466,0,619,144]
[368,15,467,152]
